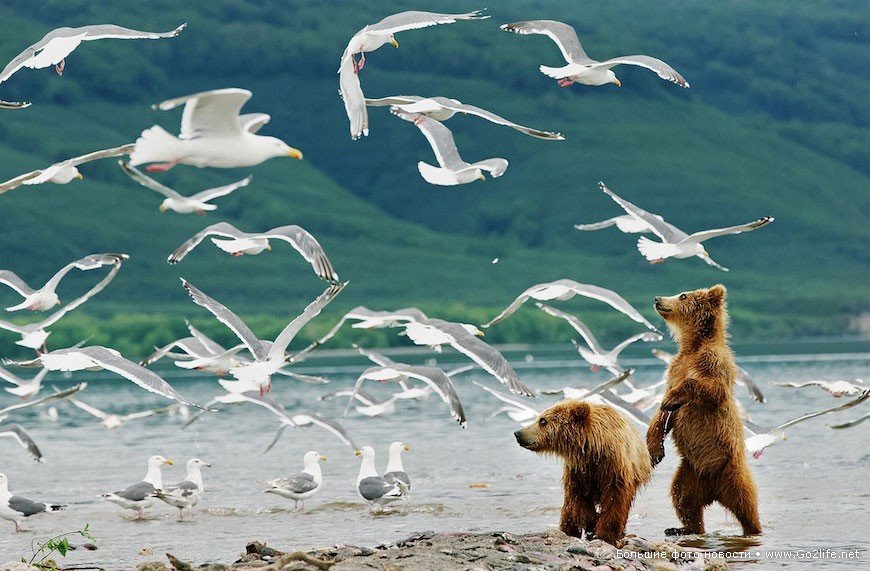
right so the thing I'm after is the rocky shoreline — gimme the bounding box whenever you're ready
[127,530,731,571]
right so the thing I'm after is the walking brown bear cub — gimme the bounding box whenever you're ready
[514,400,652,544]
[648,284,762,536]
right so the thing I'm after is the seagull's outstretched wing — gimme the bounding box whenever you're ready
[238,113,270,134]
[250,226,339,283]
[359,365,466,426]
[684,217,774,244]
[365,95,423,107]
[591,55,689,87]
[68,397,110,420]
[0,424,43,461]
[141,337,211,366]
[767,389,869,434]
[0,383,87,415]
[0,271,36,297]
[472,381,539,415]
[191,176,253,203]
[367,10,488,34]
[574,217,621,231]
[44,253,128,291]
[181,279,266,360]
[394,111,466,170]
[353,344,398,367]
[155,88,252,139]
[500,20,592,64]
[79,23,187,41]
[168,222,246,264]
[599,181,687,243]
[291,413,357,448]
[23,145,135,186]
[0,171,43,195]
[119,161,185,200]
[269,282,347,360]
[535,303,603,353]
[430,97,564,140]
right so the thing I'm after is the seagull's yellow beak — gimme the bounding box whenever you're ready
[391,38,399,48]
[164,459,174,465]
[402,444,410,452]
[354,449,362,457]
[476,330,485,337]
[701,248,709,256]
[287,148,303,160]
[266,244,272,251]
[614,79,622,87]
[477,173,486,181]
[319,455,328,462]
[75,173,84,180]
[158,204,168,213]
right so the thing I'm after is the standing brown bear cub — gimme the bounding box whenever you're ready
[515,400,652,544]
[648,284,761,536]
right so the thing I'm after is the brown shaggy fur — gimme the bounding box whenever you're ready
[515,400,652,544]
[648,284,761,536]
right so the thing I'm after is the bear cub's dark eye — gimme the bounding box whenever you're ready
[679,294,687,300]
[539,417,548,426]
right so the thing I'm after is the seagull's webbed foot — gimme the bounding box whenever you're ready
[590,365,600,372]
[196,210,206,217]
[650,258,666,265]
[145,161,177,173]
[752,450,764,460]
[557,78,574,87]
[55,59,65,76]
[231,251,245,257]
[357,51,366,71]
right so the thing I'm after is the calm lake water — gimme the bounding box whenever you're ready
[0,346,867,569]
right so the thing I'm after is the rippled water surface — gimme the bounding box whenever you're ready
[0,348,867,568]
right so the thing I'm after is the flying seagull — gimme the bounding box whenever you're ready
[119,161,252,214]
[0,425,43,462]
[473,381,540,425]
[366,95,564,140]
[536,303,661,374]
[394,110,508,185]
[0,23,186,85]
[403,318,533,396]
[0,473,65,532]
[500,20,688,89]
[828,413,870,430]
[8,346,202,408]
[169,222,338,282]
[0,261,124,350]
[352,344,475,400]
[153,458,212,520]
[384,441,411,495]
[348,364,467,427]
[354,446,405,512]
[773,379,865,398]
[68,396,182,429]
[263,451,327,511]
[744,389,869,458]
[651,349,765,403]
[483,278,658,332]
[320,389,398,418]
[0,144,134,196]
[0,100,30,109]
[101,455,173,519]
[342,10,488,73]
[129,88,302,171]
[0,253,127,312]
[0,383,86,417]
[181,279,346,394]
[599,181,773,271]
[0,366,48,399]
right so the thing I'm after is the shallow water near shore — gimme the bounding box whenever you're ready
[0,347,867,568]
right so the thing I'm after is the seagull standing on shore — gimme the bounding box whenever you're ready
[130,88,302,171]
[599,182,773,271]
[153,458,212,520]
[0,473,65,532]
[384,442,411,495]
[355,446,405,512]
[0,23,186,85]
[500,20,688,89]
[101,455,173,519]
[263,451,327,511]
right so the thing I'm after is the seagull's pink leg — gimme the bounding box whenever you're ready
[145,161,177,173]
[357,51,366,71]
[231,251,245,257]
[590,365,600,372]
[557,78,574,87]
[753,450,763,460]
[196,210,206,217]
[14,521,20,532]
[55,59,65,76]
[650,259,666,265]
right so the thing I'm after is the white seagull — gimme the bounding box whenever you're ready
[320,389,398,418]
[366,95,564,140]
[0,473,65,532]
[153,458,212,520]
[263,451,327,511]
[101,455,173,519]
[8,346,202,408]
[744,389,869,458]
[0,253,127,312]
[394,110,508,185]
[119,161,252,214]
[500,20,688,89]
[774,379,866,398]
[403,318,533,396]
[0,365,48,399]
[354,446,405,512]
[169,222,338,282]
[599,181,773,271]
[383,442,411,495]
[0,145,134,196]
[536,303,661,374]
[483,278,659,332]
[0,261,124,350]
[129,88,302,171]
[68,396,182,429]
[0,23,185,84]
[181,280,346,394]
[0,383,86,418]
[473,381,539,426]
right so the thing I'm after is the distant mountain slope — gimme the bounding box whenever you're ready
[0,0,866,357]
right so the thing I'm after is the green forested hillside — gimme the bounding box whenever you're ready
[0,0,866,358]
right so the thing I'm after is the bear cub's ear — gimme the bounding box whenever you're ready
[707,284,727,305]
[567,402,591,424]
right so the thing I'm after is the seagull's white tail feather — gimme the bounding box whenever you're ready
[637,236,681,261]
[417,162,459,186]
[539,64,582,79]
[129,126,183,166]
